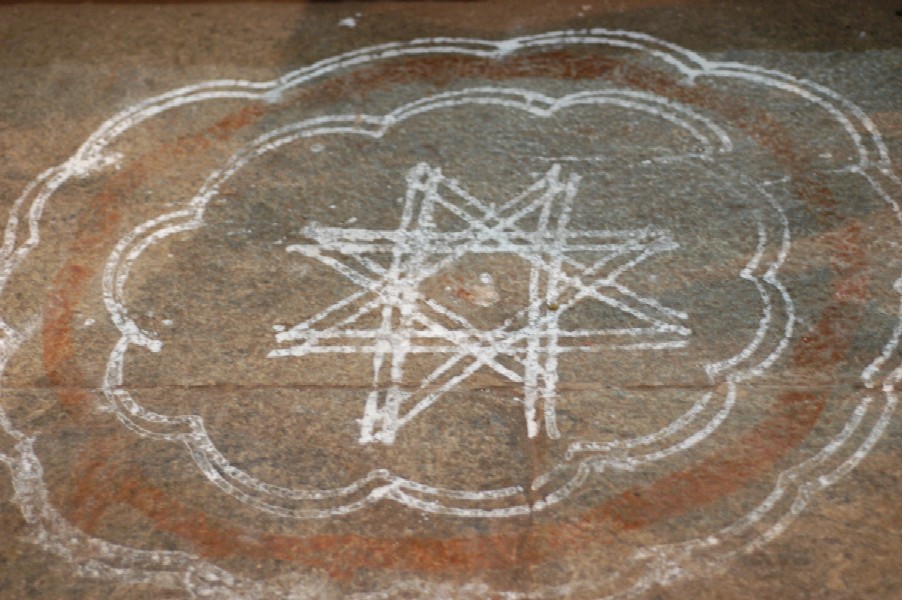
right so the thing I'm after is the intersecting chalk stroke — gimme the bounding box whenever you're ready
[272,162,691,446]
[100,86,789,518]
[0,29,899,600]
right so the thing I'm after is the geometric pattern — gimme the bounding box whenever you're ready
[270,163,690,443]
[2,26,896,600]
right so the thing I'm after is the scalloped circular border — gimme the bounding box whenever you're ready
[99,86,792,518]
[0,29,899,599]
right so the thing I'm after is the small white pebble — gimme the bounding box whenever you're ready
[273,324,286,332]
[83,318,95,327]
[162,319,174,327]
[338,16,357,28]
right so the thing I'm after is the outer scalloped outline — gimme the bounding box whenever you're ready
[0,29,898,600]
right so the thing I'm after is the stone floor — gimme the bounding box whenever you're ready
[1,2,901,598]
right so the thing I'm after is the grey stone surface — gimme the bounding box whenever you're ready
[0,2,901,598]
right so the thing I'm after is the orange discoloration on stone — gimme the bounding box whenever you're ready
[42,184,129,416]
[42,103,269,543]
[42,263,92,395]
[586,391,824,532]
[279,50,622,107]
[65,450,535,576]
[39,48,872,581]
[212,105,265,140]
[796,305,856,370]
[793,224,868,372]
[43,102,268,398]
[53,383,825,579]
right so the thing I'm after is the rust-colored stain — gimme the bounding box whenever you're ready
[42,182,130,417]
[585,390,824,532]
[63,442,533,577]
[212,105,265,140]
[42,263,92,398]
[39,48,870,579]
[792,225,867,380]
[56,384,826,577]
[41,102,269,541]
[307,50,621,101]
[42,102,267,395]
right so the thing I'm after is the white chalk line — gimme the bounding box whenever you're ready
[0,29,895,600]
[98,88,792,519]
[272,163,688,445]
[0,28,882,300]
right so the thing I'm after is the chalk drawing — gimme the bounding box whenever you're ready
[0,29,898,600]
[271,163,690,444]
[98,86,785,518]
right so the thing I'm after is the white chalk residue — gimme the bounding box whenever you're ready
[0,29,897,600]
[98,86,782,519]
[272,163,689,444]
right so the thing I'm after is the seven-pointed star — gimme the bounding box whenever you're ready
[270,163,691,443]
